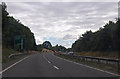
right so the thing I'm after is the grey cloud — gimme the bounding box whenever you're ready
[63,34,77,40]
[6,2,118,47]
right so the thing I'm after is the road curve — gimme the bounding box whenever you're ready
[2,52,119,77]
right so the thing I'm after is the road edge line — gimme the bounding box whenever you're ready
[53,54,120,76]
[0,56,30,74]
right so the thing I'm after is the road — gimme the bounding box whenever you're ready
[2,52,119,77]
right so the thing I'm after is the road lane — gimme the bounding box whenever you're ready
[3,53,64,77]
[2,52,119,77]
[42,53,119,77]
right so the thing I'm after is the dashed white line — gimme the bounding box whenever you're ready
[43,55,52,64]
[43,55,50,63]
[53,66,59,70]
[0,56,30,74]
[48,61,51,63]
[43,54,60,70]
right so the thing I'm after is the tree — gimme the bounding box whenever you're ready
[72,19,120,52]
[37,44,43,51]
[43,41,52,49]
[2,3,37,51]
[52,44,67,52]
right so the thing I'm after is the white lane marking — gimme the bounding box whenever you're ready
[48,61,51,63]
[53,66,59,70]
[43,55,49,62]
[53,54,120,76]
[0,56,30,74]
[43,55,52,64]
[43,54,60,70]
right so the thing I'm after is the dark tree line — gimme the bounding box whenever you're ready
[42,41,52,49]
[37,41,52,51]
[72,19,120,52]
[37,44,43,52]
[37,41,67,52]
[52,44,67,52]
[2,3,37,51]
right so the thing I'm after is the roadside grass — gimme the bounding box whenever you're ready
[75,52,119,59]
[2,47,32,63]
[2,47,20,63]
[38,51,54,54]
[54,53,119,75]
[38,51,46,54]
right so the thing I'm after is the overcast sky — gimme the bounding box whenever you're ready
[6,2,118,48]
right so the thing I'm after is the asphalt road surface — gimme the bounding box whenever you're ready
[2,52,119,77]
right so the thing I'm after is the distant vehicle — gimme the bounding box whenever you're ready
[68,51,74,55]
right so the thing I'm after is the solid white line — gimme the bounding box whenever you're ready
[53,66,59,70]
[53,54,120,76]
[0,56,30,74]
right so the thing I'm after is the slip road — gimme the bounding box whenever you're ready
[2,52,119,77]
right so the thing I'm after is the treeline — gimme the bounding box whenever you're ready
[52,44,67,52]
[72,19,120,52]
[37,41,67,52]
[37,41,52,51]
[2,3,37,51]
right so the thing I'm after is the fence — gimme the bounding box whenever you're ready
[59,53,120,66]
[8,53,28,58]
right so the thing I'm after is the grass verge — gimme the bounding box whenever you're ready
[2,47,31,63]
[75,52,119,59]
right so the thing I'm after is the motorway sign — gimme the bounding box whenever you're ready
[14,36,25,51]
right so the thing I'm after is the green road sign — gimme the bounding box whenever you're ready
[14,36,25,51]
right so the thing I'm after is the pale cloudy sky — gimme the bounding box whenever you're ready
[6,2,118,48]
